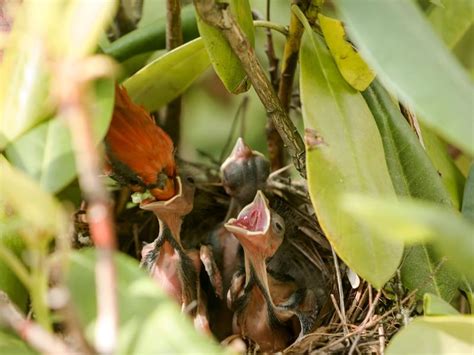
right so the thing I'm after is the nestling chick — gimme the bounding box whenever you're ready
[225,191,294,352]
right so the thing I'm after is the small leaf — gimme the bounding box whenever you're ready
[299,17,401,288]
[196,0,255,93]
[5,79,115,193]
[343,194,474,283]
[461,164,474,222]
[386,316,474,355]
[123,38,210,111]
[362,80,458,301]
[336,0,474,155]
[318,14,375,91]
[428,0,474,49]
[423,293,459,316]
[0,331,36,355]
[65,249,223,354]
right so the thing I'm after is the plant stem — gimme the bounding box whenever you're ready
[29,243,52,332]
[194,0,306,178]
[163,0,183,147]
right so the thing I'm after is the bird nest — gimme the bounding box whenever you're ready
[73,159,408,354]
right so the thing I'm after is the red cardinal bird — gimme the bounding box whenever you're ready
[105,85,176,200]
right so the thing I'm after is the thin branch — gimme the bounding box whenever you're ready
[253,20,289,36]
[194,0,306,178]
[163,0,184,146]
[53,56,118,355]
[0,291,75,355]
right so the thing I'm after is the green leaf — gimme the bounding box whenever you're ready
[0,157,66,243]
[421,124,466,210]
[123,38,210,111]
[299,21,402,288]
[362,80,451,204]
[362,80,458,301]
[318,14,375,91]
[0,0,117,149]
[428,0,474,49]
[386,316,474,355]
[196,0,255,93]
[65,249,222,354]
[461,164,474,222]
[401,246,459,302]
[104,5,199,62]
[336,0,474,155]
[0,4,52,149]
[423,293,459,316]
[343,195,474,283]
[4,79,115,194]
[0,331,36,355]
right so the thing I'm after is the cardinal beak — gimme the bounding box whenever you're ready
[140,176,194,246]
[224,191,281,304]
[150,173,176,201]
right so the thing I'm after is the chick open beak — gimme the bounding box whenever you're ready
[224,191,277,304]
[140,176,194,246]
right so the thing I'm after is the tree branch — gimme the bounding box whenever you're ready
[194,0,306,177]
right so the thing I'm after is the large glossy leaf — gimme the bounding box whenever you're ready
[428,0,474,49]
[362,81,451,204]
[196,0,255,93]
[336,0,474,155]
[386,316,474,355]
[461,164,474,222]
[423,293,459,316]
[65,249,222,354]
[421,124,466,209]
[4,79,114,193]
[363,80,458,301]
[299,23,401,288]
[0,157,65,241]
[318,14,375,91]
[343,195,474,283]
[123,38,210,111]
